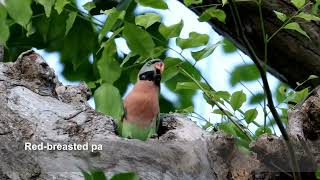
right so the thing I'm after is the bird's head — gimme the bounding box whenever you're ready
[138,59,165,86]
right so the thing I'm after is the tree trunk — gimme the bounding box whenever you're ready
[185,0,320,88]
[0,51,320,179]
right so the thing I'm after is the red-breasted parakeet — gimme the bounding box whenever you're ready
[117,59,165,141]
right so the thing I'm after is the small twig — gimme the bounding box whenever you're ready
[64,106,88,120]
[189,3,222,10]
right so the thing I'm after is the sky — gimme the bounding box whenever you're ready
[36,0,281,133]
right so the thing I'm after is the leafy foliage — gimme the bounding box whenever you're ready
[123,22,155,57]
[135,13,161,29]
[136,0,168,9]
[199,7,226,23]
[274,10,287,22]
[5,0,32,27]
[176,32,209,49]
[291,0,306,9]
[82,169,138,180]
[94,83,123,121]
[159,20,183,39]
[230,90,246,110]
[230,64,260,86]
[284,22,310,39]
[244,109,258,124]
[191,42,220,61]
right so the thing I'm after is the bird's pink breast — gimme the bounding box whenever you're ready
[124,81,159,128]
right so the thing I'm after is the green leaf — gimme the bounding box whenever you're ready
[244,108,258,124]
[162,57,182,82]
[83,2,96,11]
[0,5,9,45]
[110,172,139,180]
[290,0,305,9]
[65,11,77,36]
[159,20,183,39]
[135,0,168,9]
[176,32,209,49]
[26,21,34,37]
[55,0,69,14]
[249,93,265,104]
[213,91,231,101]
[91,170,107,180]
[183,0,202,6]
[199,7,226,23]
[81,169,92,180]
[191,42,220,61]
[222,38,237,53]
[222,0,228,6]
[284,22,310,39]
[219,122,237,136]
[230,64,260,86]
[278,85,288,96]
[94,83,123,121]
[97,40,121,84]
[286,88,309,104]
[274,10,287,22]
[81,169,107,180]
[296,12,320,21]
[99,8,125,41]
[255,127,272,138]
[230,90,246,110]
[312,1,320,15]
[4,0,32,27]
[37,0,55,17]
[135,13,161,29]
[276,84,288,103]
[123,22,155,57]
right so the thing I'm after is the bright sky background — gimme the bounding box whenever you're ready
[36,0,282,133]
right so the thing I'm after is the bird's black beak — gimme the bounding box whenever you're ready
[154,69,161,82]
[153,61,164,86]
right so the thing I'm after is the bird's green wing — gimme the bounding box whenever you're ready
[114,99,126,136]
[120,114,159,141]
[148,113,160,138]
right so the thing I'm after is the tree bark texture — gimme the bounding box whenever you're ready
[0,51,320,180]
[186,0,320,88]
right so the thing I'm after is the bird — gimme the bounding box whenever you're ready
[117,59,165,141]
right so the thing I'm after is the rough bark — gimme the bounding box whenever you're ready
[186,0,320,88]
[0,51,320,180]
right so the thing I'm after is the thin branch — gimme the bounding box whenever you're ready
[228,0,301,178]
[189,4,222,10]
